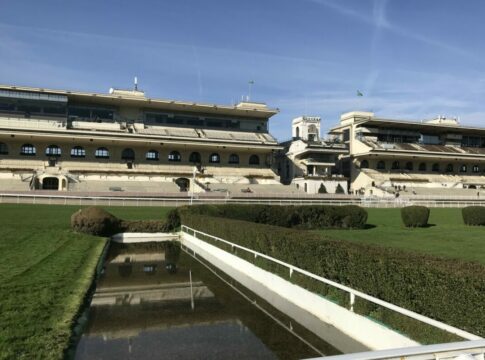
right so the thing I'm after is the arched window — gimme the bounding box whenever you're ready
[432,163,440,172]
[95,147,109,159]
[405,162,413,171]
[21,144,36,156]
[189,152,201,163]
[446,163,454,172]
[121,148,135,161]
[0,142,8,155]
[360,160,369,169]
[71,146,85,158]
[168,151,181,162]
[295,127,300,138]
[377,160,385,170]
[45,145,61,157]
[228,154,239,164]
[418,163,426,171]
[209,153,220,163]
[391,161,400,170]
[146,150,159,161]
[473,165,480,173]
[460,164,467,173]
[249,155,260,165]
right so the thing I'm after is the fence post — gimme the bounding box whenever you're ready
[350,292,355,312]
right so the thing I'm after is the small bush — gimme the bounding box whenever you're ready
[401,206,430,227]
[335,183,345,194]
[462,206,485,226]
[71,207,122,236]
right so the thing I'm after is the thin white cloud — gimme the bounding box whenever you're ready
[308,0,474,59]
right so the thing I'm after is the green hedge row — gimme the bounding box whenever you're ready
[462,206,485,226]
[71,207,180,236]
[401,206,430,227]
[181,213,485,341]
[180,204,368,229]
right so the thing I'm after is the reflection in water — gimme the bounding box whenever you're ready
[74,242,339,360]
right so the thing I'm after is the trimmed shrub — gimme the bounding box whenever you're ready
[401,206,430,227]
[335,183,345,194]
[121,220,169,232]
[71,207,180,236]
[71,207,122,236]
[179,204,367,229]
[181,214,485,339]
[462,206,485,226]
[120,209,180,233]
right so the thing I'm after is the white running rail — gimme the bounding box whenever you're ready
[181,225,482,341]
[305,339,485,360]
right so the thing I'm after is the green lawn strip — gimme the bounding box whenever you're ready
[320,208,485,265]
[0,204,172,359]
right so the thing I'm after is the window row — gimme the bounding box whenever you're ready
[0,143,261,165]
[360,160,484,173]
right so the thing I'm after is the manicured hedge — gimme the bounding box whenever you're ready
[462,206,485,226]
[181,213,485,341]
[401,206,430,227]
[71,207,180,236]
[180,204,368,229]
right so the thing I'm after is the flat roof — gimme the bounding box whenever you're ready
[330,116,485,135]
[0,84,279,119]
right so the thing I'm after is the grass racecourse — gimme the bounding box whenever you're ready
[0,204,170,360]
[322,207,485,265]
[0,204,483,359]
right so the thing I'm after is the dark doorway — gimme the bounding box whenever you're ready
[42,177,59,190]
[175,178,190,192]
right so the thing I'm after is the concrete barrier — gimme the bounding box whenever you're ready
[181,231,419,353]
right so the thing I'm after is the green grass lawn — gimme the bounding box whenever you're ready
[321,208,485,265]
[0,204,171,360]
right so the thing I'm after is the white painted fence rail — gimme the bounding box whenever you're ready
[306,339,485,360]
[181,225,482,342]
[2,192,485,207]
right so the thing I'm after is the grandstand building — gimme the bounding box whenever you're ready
[0,84,284,195]
[330,111,485,196]
[279,116,348,194]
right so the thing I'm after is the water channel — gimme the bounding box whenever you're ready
[74,242,341,360]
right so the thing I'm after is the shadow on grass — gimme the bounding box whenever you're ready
[363,224,377,230]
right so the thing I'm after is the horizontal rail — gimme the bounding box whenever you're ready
[181,225,482,341]
[306,339,485,360]
[1,192,485,207]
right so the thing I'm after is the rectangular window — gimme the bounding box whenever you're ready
[43,106,66,115]
[91,109,114,120]
[206,119,223,128]
[343,129,350,142]
[227,120,240,129]
[69,107,91,118]
[17,104,42,114]
[145,113,168,124]
[0,102,15,111]
[187,118,204,126]
[167,117,184,125]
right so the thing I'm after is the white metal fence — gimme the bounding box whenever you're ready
[181,225,481,342]
[307,340,485,360]
[1,192,485,207]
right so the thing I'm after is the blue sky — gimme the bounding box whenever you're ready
[1,0,485,139]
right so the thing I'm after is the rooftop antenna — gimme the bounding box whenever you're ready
[248,80,255,101]
[134,76,138,91]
